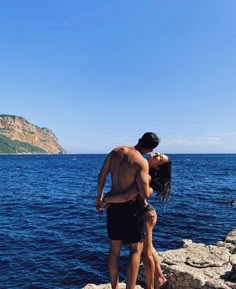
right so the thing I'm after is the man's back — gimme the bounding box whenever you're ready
[109,146,148,197]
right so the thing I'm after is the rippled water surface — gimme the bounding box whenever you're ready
[0,154,235,288]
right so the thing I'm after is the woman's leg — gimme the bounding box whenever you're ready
[142,209,156,289]
[143,208,167,289]
[152,247,167,289]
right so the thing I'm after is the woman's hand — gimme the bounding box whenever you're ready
[102,193,111,208]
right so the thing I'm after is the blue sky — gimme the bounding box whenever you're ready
[1,0,235,153]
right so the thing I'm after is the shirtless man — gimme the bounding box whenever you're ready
[96,132,160,289]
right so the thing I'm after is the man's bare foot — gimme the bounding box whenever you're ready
[155,276,167,289]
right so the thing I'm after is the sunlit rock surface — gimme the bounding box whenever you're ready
[83,230,236,289]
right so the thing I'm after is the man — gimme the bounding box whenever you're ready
[96,132,160,289]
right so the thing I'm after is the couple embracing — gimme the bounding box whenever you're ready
[96,132,172,289]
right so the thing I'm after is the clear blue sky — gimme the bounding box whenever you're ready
[1,0,235,153]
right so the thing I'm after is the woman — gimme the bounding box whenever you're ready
[103,152,172,289]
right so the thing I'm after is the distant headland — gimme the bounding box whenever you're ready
[0,114,66,154]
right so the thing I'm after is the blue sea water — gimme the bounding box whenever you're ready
[0,154,235,289]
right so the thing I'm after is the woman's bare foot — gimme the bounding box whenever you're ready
[155,276,167,289]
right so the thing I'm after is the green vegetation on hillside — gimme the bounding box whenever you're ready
[0,135,47,154]
[0,114,17,119]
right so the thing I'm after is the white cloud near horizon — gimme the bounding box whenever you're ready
[161,133,236,153]
[223,132,236,136]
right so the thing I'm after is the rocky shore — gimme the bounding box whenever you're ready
[83,229,236,289]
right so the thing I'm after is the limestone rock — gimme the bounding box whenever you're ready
[84,230,236,289]
[0,114,66,154]
[159,229,236,289]
[82,283,144,289]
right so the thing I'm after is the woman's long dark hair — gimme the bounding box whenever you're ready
[149,158,172,202]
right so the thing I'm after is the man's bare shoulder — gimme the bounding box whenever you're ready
[132,152,148,167]
[110,146,147,166]
[111,146,141,156]
[111,146,131,156]
[125,147,148,167]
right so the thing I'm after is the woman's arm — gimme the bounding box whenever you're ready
[104,183,153,203]
[104,183,140,203]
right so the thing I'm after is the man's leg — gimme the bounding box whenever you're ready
[126,241,143,289]
[109,239,123,289]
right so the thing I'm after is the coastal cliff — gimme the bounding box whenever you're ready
[0,114,66,154]
[83,229,236,289]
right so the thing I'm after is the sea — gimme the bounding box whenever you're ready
[0,154,235,289]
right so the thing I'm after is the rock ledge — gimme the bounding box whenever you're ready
[83,229,236,289]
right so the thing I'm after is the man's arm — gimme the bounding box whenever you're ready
[136,158,153,200]
[96,153,111,212]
